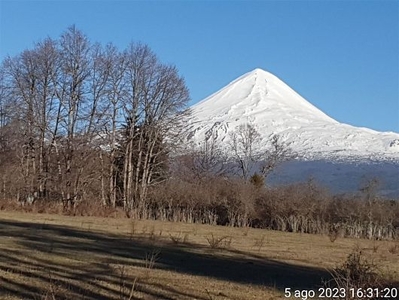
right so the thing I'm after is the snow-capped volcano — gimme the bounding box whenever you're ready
[187,68,399,161]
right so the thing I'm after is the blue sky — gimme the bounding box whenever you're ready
[0,0,398,132]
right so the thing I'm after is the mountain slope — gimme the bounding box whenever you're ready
[186,68,399,161]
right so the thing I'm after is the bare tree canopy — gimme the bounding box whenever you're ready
[228,123,294,182]
[0,26,190,213]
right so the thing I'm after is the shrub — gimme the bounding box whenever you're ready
[205,234,232,249]
[329,249,382,294]
[250,173,264,189]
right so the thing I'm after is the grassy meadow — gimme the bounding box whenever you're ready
[0,211,398,300]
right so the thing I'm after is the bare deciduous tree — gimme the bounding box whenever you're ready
[118,43,190,216]
[171,134,229,185]
[228,123,261,180]
[228,123,293,184]
[57,25,91,208]
[260,134,294,182]
[102,44,128,207]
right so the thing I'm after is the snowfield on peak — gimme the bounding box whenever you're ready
[186,68,399,162]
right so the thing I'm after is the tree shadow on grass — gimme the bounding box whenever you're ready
[0,219,335,299]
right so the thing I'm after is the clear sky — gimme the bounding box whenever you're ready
[0,0,398,132]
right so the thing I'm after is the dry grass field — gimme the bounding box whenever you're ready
[0,211,398,300]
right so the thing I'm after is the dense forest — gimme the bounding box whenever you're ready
[0,26,398,240]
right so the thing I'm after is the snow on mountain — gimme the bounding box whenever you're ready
[186,68,399,161]
[185,68,399,196]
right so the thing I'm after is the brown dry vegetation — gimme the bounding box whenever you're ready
[0,211,398,300]
[1,26,398,300]
[1,26,398,246]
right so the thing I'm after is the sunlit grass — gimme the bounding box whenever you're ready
[0,211,397,299]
